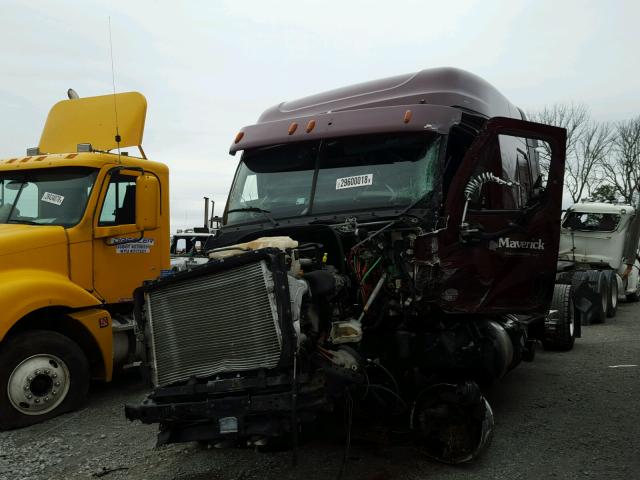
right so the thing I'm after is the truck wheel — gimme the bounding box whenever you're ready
[586,270,607,324]
[555,271,575,285]
[0,330,90,430]
[603,270,618,317]
[543,284,575,351]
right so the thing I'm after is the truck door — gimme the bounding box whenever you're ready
[92,170,164,304]
[438,117,566,316]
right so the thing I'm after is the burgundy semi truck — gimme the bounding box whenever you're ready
[126,68,567,463]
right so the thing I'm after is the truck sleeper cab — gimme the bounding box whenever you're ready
[126,68,567,463]
[0,92,169,429]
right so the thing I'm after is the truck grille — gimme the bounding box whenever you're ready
[146,261,282,387]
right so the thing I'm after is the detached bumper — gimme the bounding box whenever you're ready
[125,380,329,445]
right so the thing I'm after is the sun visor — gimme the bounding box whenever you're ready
[39,92,147,154]
[229,104,462,154]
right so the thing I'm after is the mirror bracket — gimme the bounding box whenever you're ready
[460,224,482,243]
[460,172,519,232]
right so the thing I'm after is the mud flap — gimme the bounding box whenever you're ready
[571,272,602,327]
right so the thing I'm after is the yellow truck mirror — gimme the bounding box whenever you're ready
[136,174,160,231]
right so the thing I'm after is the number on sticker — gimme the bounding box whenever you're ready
[41,192,65,206]
[335,174,373,190]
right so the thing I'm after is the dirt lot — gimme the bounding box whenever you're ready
[1,303,639,480]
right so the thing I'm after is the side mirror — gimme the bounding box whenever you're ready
[136,174,160,231]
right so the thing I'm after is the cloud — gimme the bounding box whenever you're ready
[1,0,639,230]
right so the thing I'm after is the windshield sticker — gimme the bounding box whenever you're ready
[115,237,155,254]
[336,174,373,190]
[41,192,64,206]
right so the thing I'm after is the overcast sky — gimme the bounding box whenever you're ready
[2,0,639,231]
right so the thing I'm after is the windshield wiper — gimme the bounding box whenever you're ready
[227,207,278,227]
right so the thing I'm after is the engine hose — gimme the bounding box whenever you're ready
[358,273,388,322]
[364,299,388,330]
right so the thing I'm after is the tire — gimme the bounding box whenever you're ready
[626,291,639,303]
[555,271,575,285]
[586,270,607,324]
[0,330,90,430]
[603,270,618,317]
[543,284,575,351]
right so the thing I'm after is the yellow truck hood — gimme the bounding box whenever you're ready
[0,224,68,259]
[39,92,147,154]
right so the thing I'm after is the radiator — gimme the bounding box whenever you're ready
[146,260,283,387]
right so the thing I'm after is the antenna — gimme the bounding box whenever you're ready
[108,16,121,162]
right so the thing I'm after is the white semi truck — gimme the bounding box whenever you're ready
[556,199,640,325]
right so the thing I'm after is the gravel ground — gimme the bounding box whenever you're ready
[1,303,639,480]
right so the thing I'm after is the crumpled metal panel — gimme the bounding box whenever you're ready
[146,261,282,387]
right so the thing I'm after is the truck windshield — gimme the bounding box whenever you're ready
[0,168,98,227]
[562,211,621,232]
[226,133,442,224]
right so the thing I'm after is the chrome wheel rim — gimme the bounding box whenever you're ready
[7,354,71,415]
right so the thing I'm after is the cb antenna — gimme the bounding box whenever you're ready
[108,16,121,162]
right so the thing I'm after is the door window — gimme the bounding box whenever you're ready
[98,173,137,226]
[469,134,549,210]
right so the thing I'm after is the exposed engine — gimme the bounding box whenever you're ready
[126,68,567,465]
[127,221,533,463]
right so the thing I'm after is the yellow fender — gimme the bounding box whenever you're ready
[0,269,113,380]
[67,309,114,381]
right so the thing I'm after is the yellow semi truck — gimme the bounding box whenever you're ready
[0,92,170,428]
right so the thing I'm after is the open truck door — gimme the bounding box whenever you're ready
[438,117,566,316]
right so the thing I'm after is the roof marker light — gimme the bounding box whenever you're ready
[288,122,298,135]
[305,120,316,133]
[403,110,412,124]
[234,131,245,144]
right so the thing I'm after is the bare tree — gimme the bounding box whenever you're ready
[566,121,613,202]
[601,116,640,203]
[528,102,589,177]
[528,103,614,203]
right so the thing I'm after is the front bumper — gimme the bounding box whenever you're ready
[125,376,329,445]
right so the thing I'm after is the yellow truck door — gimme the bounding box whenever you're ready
[92,170,164,303]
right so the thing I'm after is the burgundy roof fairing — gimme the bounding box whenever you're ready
[257,67,522,124]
